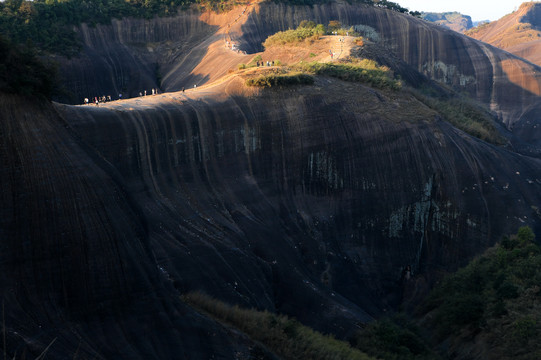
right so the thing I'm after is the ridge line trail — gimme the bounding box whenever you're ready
[85,3,357,111]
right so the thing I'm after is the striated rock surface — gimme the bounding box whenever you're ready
[3,1,541,358]
[5,71,540,357]
[58,1,541,151]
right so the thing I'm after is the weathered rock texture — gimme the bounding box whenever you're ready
[59,1,541,152]
[2,1,541,358]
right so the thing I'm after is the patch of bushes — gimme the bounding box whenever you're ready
[0,34,56,99]
[409,88,505,145]
[420,226,541,359]
[182,291,375,360]
[263,24,326,47]
[296,59,402,90]
[245,72,314,87]
[351,315,439,360]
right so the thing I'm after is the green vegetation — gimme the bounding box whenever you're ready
[0,0,244,56]
[182,291,375,360]
[349,227,541,360]
[296,59,402,90]
[263,20,357,47]
[409,88,505,145]
[351,315,439,360]
[275,0,420,16]
[0,0,419,57]
[246,71,314,87]
[420,226,541,359]
[0,34,56,99]
[263,21,327,47]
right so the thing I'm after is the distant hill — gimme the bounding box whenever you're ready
[422,12,473,33]
[466,2,541,66]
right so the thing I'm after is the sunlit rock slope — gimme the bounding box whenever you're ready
[58,1,541,152]
[467,2,541,66]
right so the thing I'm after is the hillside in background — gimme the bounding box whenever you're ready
[421,12,473,33]
[1,0,541,359]
[467,2,541,66]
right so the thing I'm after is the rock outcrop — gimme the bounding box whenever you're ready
[421,12,474,33]
[2,1,541,358]
[58,1,541,151]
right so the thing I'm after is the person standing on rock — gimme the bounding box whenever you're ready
[144,90,147,96]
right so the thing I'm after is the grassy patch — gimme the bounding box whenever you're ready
[296,59,402,90]
[263,25,326,47]
[409,88,505,145]
[182,292,375,360]
[245,72,314,87]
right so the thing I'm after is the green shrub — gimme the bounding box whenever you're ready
[263,25,325,47]
[418,227,541,358]
[295,59,401,90]
[408,88,505,145]
[351,315,438,360]
[0,35,56,99]
[245,72,314,87]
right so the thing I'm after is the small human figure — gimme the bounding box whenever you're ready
[403,265,412,281]
[119,93,122,99]
[152,88,155,95]
[95,97,98,105]
[194,84,197,88]
[182,87,185,92]
[272,60,274,66]
[84,98,88,105]
[139,92,143,97]
[107,95,111,102]
[144,90,147,96]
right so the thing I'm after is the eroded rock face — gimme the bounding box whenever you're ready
[45,77,541,356]
[239,2,541,146]
[60,2,541,151]
[0,94,267,359]
[3,2,541,358]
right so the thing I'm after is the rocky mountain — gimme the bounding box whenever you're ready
[467,2,541,66]
[2,1,541,358]
[421,12,473,33]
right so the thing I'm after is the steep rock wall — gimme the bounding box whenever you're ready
[57,2,541,151]
[56,11,218,103]
[55,77,541,341]
[0,94,278,359]
[239,2,541,140]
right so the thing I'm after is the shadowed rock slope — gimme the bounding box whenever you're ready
[2,1,541,358]
[4,69,541,357]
